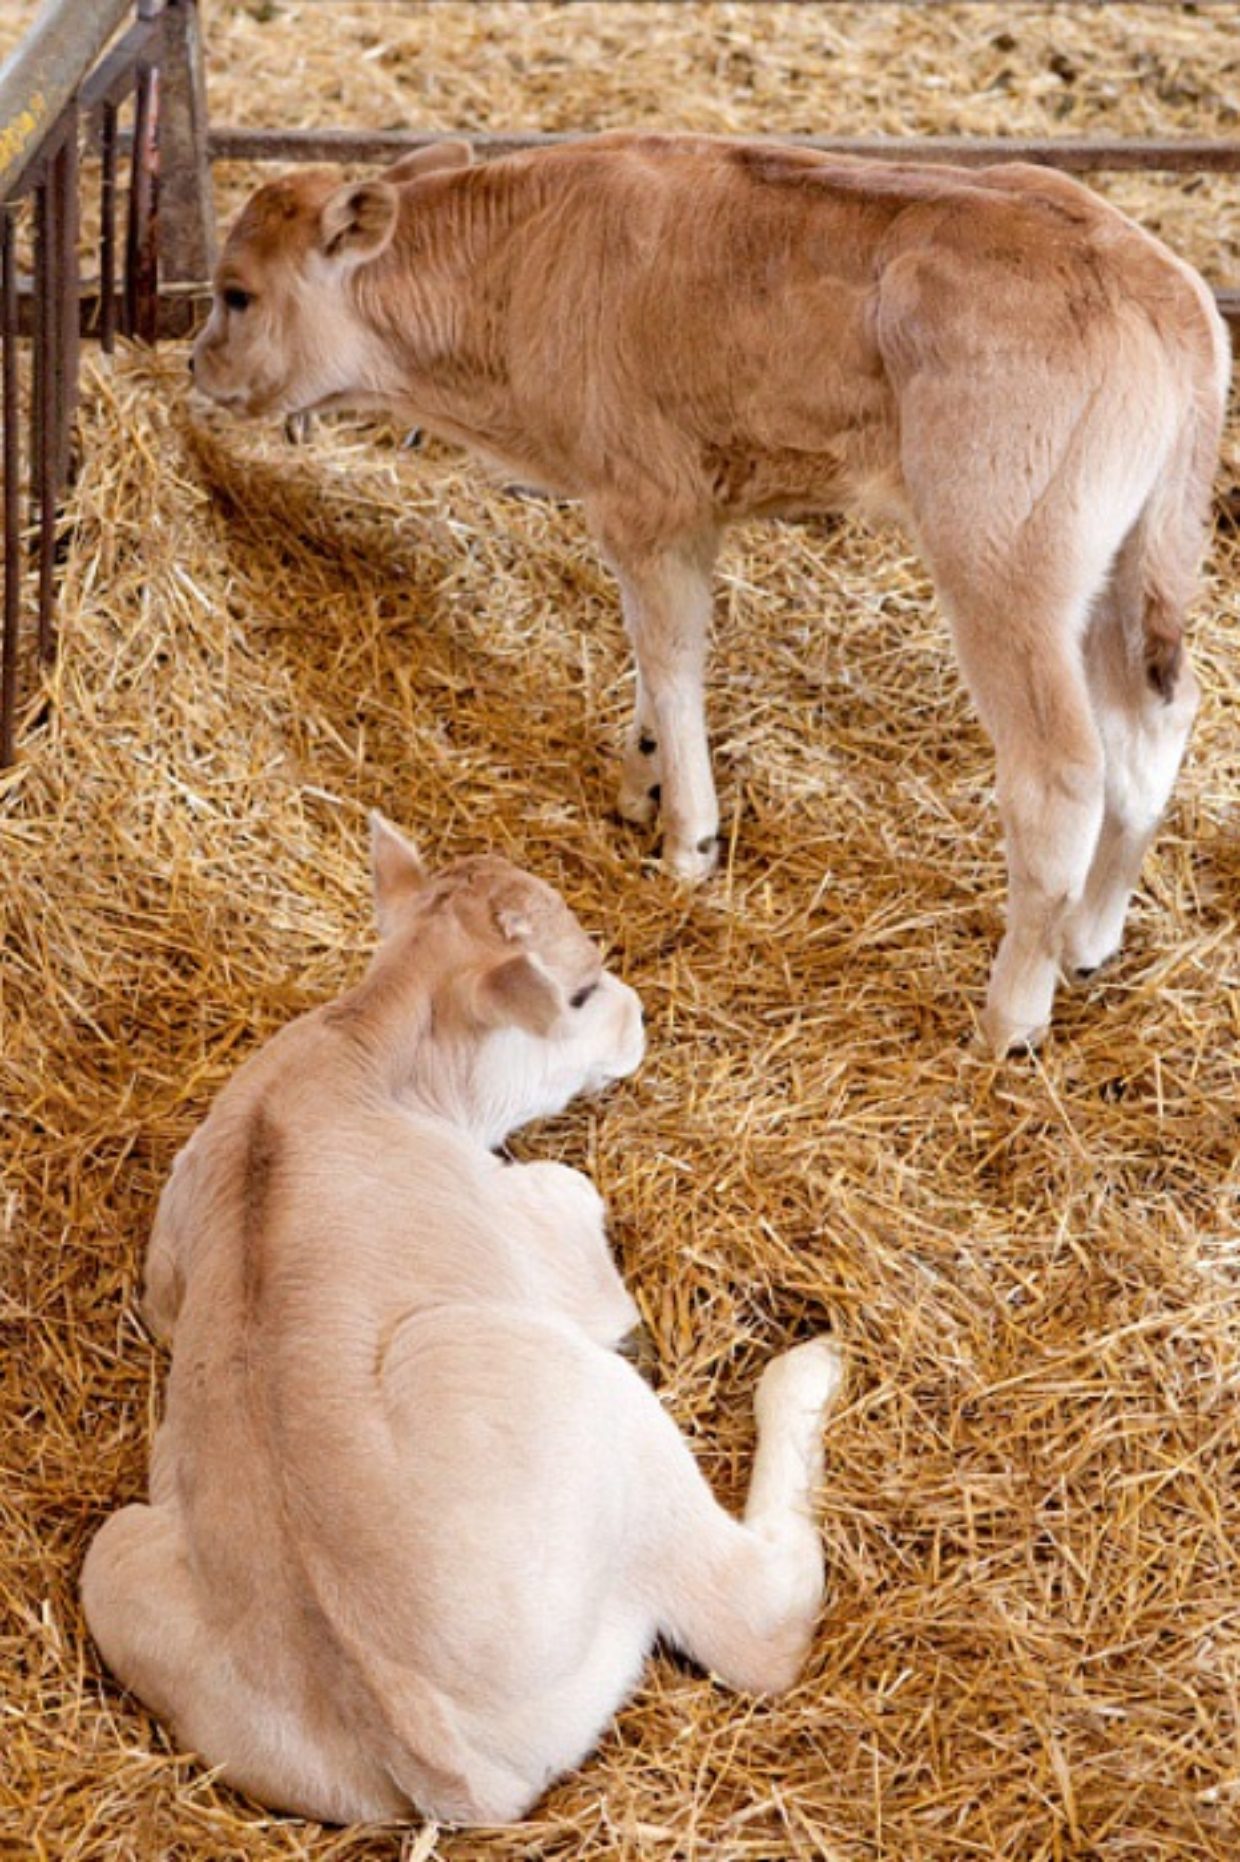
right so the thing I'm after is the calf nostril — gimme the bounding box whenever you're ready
[187,351,196,377]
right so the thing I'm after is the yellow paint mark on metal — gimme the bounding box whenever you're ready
[0,91,48,181]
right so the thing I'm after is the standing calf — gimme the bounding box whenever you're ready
[82,819,844,1825]
[190,135,1230,1051]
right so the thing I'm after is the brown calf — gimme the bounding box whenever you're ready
[192,134,1230,1051]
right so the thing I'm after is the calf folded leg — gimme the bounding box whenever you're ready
[377,1314,841,1805]
[82,1503,206,1736]
[641,1337,844,1694]
[81,1502,407,1823]
[501,1159,640,1347]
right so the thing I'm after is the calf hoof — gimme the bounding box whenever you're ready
[1062,944,1120,986]
[664,833,720,882]
[757,1337,845,1430]
[980,1004,1049,1057]
[616,786,659,827]
[1061,900,1128,985]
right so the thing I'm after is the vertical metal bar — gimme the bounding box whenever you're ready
[100,100,117,353]
[124,60,160,344]
[120,91,136,340]
[57,104,79,490]
[157,0,215,284]
[1,209,20,768]
[36,170,58,662]
[28,166,45,532]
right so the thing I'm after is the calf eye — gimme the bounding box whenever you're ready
[569,982,599,1010]
[222,286,253,313]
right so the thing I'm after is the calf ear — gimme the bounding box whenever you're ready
[386,140,474,184]
[319,181,399,263]
[370,812,428,936]
[474,953,562,1038]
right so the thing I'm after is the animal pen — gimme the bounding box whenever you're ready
[7,0,1240,765]
[2,2,1239,1858]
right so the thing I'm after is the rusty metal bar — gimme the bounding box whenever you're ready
[80,16,159,115]
[124,57,159,343]
[99,99,117,352]
[205,126,1240,177]
[34,168,56,659]
[15,275,204,339]
[156,0,213,282]
[56,103,78,487]
[41,272,1240,351]
[1,207,19,766]
[0,0,160,766]
[26,154,44,505]
[13,185,1239,349]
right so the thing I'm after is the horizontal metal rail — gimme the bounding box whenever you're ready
[208,127,1240,176]
[0,0,133,196]
[80,14,159,114]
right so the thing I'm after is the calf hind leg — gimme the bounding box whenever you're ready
[891,318,1194,1049]
[945,599,1107,1054]
[82,1503,206,1732]
[1061,565,1200,980]
[82,1504,405,1822]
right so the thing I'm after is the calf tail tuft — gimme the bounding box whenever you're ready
[1127,365,1226,705]
[1144,623,1184,705]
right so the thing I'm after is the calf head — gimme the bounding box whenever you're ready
[359,815,644,1144]
[191,142,473,419]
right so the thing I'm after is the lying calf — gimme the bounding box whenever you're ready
[82,818,843,1824]
[189,134,1229,1052]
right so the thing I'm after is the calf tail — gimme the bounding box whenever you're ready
[1121,313,1229,701]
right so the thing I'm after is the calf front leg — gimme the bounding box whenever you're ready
[615,663,661,828]
[503,1160,640,1348]
[598,525,721,881]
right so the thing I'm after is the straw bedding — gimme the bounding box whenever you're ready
[2,5,1239,1857]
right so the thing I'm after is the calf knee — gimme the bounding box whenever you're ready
[1000,752,1105,909]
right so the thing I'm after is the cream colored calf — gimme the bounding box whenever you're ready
[190,136,1230,1051]
[82,819,843,1825]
